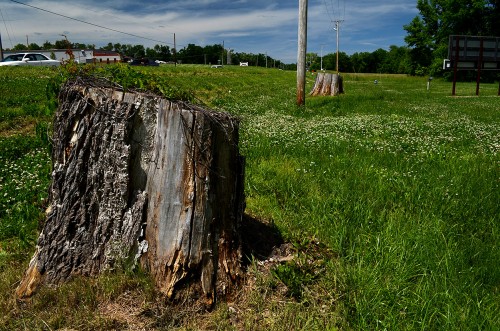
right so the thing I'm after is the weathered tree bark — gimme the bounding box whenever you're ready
[310,73,344,96]
[16,78,245,306]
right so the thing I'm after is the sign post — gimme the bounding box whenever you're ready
[476,38,484,96]
[452,37,460,96]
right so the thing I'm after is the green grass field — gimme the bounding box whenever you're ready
[0,65,499,330]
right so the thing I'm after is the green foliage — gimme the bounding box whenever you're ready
[272,239,332,301]
[12,43,28,51]
[300,47,412,74]
[98,64,194,101]
[0,136,51,245]
[272,263,309,300]
[51,62,194,102]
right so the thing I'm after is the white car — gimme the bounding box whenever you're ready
[0,53,61,67]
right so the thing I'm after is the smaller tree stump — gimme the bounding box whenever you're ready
[310,73,344,96]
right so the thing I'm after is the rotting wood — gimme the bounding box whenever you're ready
[310,72,344,96]
[16,78,245,306]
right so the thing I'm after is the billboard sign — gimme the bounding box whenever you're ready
[446,35,500,96]
[446,35,500,70]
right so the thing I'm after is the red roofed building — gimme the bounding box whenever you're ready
[91,50,122,64]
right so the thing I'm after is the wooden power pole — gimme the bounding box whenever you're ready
[173,33,177,66]
[0,32,4,61]
[334,20,343,74]
[297,0,308,106]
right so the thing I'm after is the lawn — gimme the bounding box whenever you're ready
[0,65,499,330]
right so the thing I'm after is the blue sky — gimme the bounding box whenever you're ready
[0,0,419,63]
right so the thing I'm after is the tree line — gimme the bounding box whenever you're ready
[6,38,414,74]
[307,45,414,75]
[8,39,290,69]
[7,38,415,74]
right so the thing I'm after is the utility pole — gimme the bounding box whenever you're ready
[297,0,308,106]
[0,32,4,61]
[320,44,324,71]
[173,33,177,66]
[334,20,343,74]
[222,40,224,65]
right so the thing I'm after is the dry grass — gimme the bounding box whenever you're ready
[0,118,37,138]
[1,216,340,331]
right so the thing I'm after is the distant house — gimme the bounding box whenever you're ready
[91,50,121,64]
[3,49,122,64]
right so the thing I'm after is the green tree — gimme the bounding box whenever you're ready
[404,0,498,75]
[232,52,255,66]
[55,39,70,49]
[12,43,28,50]
[42,40,54,50]
[72,43,87,50]
[316,52,350,72]
[102,42,113,51]
[369,48,389,73]
[27,43,40,50]
[178,43,204,64]
[155,45,171,62]
[486,0,500,36]
[306,52,318,69]
[130,45,145,58]
[203,44,224,65]
[114,44,130,56]
[381,45,411,74]
[350,52,371,73]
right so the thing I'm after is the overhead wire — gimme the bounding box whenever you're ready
[9,0,175,47]
[322,0,335,30]
[323,0,345,30]
[0,7,15,48]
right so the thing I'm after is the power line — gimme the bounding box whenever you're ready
[9,0,174,47]
[323,0,334,22]
[0,7,14,47]
[323,0,345,28]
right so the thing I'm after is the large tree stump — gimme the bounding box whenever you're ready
[16,78,245,306]
[310,73,344,96]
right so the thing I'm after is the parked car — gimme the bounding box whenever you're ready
[129,58,159,66]
[0,53,61,67]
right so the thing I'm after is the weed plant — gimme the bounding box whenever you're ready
[0,65,498,330]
